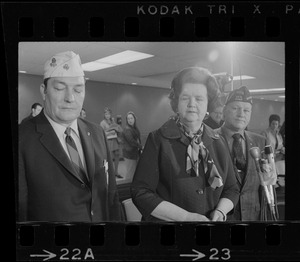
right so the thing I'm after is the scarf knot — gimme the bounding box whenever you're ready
[175,117,223,190]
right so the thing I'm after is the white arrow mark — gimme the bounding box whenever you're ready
[180,249,206,261]
[30,249,56,261]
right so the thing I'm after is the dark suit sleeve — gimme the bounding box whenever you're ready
[220,154,240,208]
[123,128,142,149]
[217,136,240,208]
[130,132,164,219]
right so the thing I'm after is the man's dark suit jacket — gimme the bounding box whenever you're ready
[20,114,33,125]
[216,126,267,221]
[19,110,122,222]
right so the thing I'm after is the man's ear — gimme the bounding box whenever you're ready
[40,84,46,100]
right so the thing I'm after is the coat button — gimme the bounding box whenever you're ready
[81,184,85,188]
[196,189,203,194]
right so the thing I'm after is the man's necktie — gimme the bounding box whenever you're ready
[65,127,89,186]
[232,133,247,174]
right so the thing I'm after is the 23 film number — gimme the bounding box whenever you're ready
[60,248,94,260]
[209,248,231,260]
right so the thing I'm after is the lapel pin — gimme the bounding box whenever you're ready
[87,132,91,136]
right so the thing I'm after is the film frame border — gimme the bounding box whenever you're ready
[1,1,300,261]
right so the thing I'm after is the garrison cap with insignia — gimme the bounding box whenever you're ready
[43,51,84,79]
[225,86,253,105]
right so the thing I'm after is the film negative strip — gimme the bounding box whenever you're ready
[2,1,300,261]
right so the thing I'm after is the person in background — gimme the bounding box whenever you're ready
[116,115,124,160]
[122,111,143,183]
[279,121,285,147]
[216,86,276,221]
[80,107,86,119]
[203,101,224,129]
[19,51,122,222]
[131,67,239,222]
[100,107,123,179]
[261,114,285,162]
[20,102,43,124]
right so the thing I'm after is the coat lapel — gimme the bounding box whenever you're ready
[36,112,88,185]
[202,124,220,147]
[78,119,95,183]
[160,118,190,146]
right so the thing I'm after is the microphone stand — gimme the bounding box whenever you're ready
[249,147,277,221]
[264,145,279,220]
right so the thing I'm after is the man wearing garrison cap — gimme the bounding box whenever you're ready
[19,51,122,222]
[216,86,273,221]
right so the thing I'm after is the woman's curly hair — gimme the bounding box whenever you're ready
[269,114,281,126]
[168,67,221,113]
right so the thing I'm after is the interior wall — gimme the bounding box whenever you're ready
[18,74,44,121]
[248,98,285,133]
[18,73,285,143]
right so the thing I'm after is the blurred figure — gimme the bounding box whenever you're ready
[203,101,224,129]
[279,121,285,147]
[116,115,122,126]
[122,111,143,182]
[131,67,239,222]
[116,115,124,160]
[100,107,123,178]
[19,51,122,222]
[261,115,285,194]
[80,107,86,119]
[20,102,42,124]
[261,114,285,162]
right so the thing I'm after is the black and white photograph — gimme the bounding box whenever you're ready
[18,41,285,223]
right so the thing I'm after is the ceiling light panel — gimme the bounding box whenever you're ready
[96,50,153,65]
[82,62,115,71]
[232,75,255,80]
[82,50,154,72]
[249,88,285,93]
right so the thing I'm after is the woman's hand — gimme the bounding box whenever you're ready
[185,212,210,221]
[210,209,225,221]
[151,201,210,221]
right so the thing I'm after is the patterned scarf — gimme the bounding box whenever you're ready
[175,117,223,190]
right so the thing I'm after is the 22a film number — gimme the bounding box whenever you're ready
[209,248,231,260]
[60,248,94,260]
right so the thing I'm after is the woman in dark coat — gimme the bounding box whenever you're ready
[131,67,239,222]
[122,111,143,182]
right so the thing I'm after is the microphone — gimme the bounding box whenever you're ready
[249,147,262,174]
[249,147,269,190]
[264,145,277,185]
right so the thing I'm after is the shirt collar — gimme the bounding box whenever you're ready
[222,125,246,141]
[44,111,79,138]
